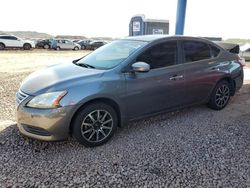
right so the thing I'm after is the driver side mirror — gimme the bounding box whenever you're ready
[132,62,150,73]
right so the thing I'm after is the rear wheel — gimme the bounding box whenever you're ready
[56,46,60,50]
[23,43,31,50]
[0,43,5,50]
[72,103,118,147]
[208,80,231,110]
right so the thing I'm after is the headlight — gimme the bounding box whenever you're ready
[26,91,67,109]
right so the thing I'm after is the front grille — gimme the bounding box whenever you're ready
[22,124,51,136]
[16,90,29,105]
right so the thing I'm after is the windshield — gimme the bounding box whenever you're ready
[77,40,148,69]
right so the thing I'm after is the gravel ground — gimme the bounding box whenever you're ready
[0,64,250,187]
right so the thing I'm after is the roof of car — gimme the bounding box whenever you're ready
[123,35,211,42]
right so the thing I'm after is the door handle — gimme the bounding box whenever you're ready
[169,75,184,80]
[211,67,220,71]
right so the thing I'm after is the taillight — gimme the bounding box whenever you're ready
[237,55,246,68]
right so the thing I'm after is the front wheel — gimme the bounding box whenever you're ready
[23,43,31,50]
[74,46,79,51]
[208,80,231,110]
[72,103,118,147]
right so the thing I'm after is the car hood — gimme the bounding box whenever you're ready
[20,62,105,95]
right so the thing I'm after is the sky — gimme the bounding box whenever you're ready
[1,0,250,39]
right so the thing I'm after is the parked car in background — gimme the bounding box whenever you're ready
[77,39,93,50]
[240,43,250,61]
[55,39,81,50]
[87,41,107,50]
[73,39,85,43]
[36,39,51,49]
[0,35,35,50]
[16,35,244,147]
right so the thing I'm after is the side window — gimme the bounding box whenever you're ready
[136,41,177,69]
[1,36,11,39]
[9,36,17,40]
[210,45,220,57]
[183,41,211,63]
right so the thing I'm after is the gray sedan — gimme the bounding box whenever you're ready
[16,35,244,147]
[55,39,81,50]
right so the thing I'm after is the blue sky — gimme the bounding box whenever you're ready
[1,0,250,39]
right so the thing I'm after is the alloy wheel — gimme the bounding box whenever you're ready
[81,110,113,143]
[215,84,230,108]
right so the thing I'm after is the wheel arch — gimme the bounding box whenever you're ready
[69,97,122,133]
[217,76,236,96]
[23,43,31,47]
[0,42,5,47]
[23,43,32,50]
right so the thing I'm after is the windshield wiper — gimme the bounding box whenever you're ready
[72,58,82,64]
[73,61,96,69]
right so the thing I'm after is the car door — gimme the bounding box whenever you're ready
[4,36,20,47]
[124,40,186,119]
[1,36,11,47]
[179,40,221,105]
[11,36,22,47]
[66,40,74,49]
[59,40,67,49]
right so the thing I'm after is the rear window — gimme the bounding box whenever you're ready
[183,41,211,63]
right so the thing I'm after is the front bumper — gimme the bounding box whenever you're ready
[17,102,75,141]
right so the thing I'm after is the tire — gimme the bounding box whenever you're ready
[208,80,231,110]
[0,43,5,50]
[81,45,86,50]
[56,46,60,51]
[44,44,50,49]
[23,43,31,50]
[72,102,118,147]
[74,46,79,51]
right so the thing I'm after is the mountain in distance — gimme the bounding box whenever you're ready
[0,31,54,39]
[0,31,110,40]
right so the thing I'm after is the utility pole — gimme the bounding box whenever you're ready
[175,0,187,35]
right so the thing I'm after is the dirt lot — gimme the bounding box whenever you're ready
[0,50,89,125]
[0,50,250,187]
